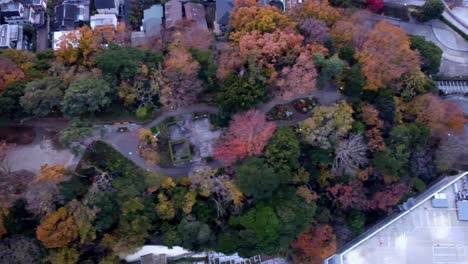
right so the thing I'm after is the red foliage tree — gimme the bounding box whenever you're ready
[369,183,409,211]
[0,58,25,94]
[327,180,368,210]
[367,0,384,11]
[410,94,467,136]
[292,224,337,263]
[239,29,303,71]
[214,110,276,165]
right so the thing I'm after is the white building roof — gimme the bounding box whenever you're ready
[90,13,117,30]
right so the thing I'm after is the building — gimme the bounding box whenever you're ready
[214,0,233,32]
[184,2,207,31]
[52,29,78,50]
[51,3,80,30]
[324,171,468,264]
[164,0,182,29]
[94,0,119,15]
[143,4,163,37]
[0,2,35,24]
[0,23,23,49]
[90,13,117,30]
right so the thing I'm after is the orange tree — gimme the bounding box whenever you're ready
[36,207,78,248]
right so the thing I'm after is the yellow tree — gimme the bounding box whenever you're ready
[138,128,160,164]
[36,207,78,248]
[358,21,420,90]
[34,164,67,182]
[229,0,292,41]
[55,26,101,67]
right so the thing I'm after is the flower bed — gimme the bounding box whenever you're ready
[293,97,318,114]
[266,104,293,121]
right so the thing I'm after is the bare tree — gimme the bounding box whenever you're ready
[0,235,44,263]
[435,132,468,172]
[332,134,368,176]
[24,181,61,218]
[299,18,330,44]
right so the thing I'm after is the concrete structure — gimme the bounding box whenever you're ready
[438,80,468,95]
[0,23,23,49]
[215,0,234,32]
[184,2,208,30]
[95,0,119,14]
[164,0,182,29]
[143,4,163,37]
[325,171,468,264]
[52,30,78,50]
[90,13,117,30]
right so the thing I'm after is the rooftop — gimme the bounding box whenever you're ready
[184,2,207,30]
[90,13,117,29]
[215,0,234,26]
[164,0,182,29]
[143,5,163,36]
[325,172,468,264]
[95,0,116,9]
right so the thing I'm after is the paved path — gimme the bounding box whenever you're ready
[102,85,344,176]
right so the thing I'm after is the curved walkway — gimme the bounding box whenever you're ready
[103,85,344,176]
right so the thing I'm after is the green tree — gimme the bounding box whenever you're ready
[190,49,217,91]
[346,210,366,235]
[92,192,120,233]
[177,219,213,250]
[344,63,365,97]
[373,145,410,176]
[229,205,279,255]
[389,123,430,151]
[20,77,66,116]
[62,78,113,117]
[417,0,444,22]
[264,127,300,183]
[338,45,356,64]
[319,56,345,84]
[48,246,80,264]
[0,80,27,118]
[60,121,93,155]
[410,35,442,74]
[96,44,146,83]
[235,157,279,200]
[216,76,265,114]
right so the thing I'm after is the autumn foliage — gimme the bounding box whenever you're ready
[55,26,103,67]
[292,224,337,263]
[289,0,341,26]
[369,183,409,211]
[361,103,385,152]
[367,0,384,11]
[36,207,79,248]
[0,57,25,94]
[214,110,275,165]
[275,51,318,100]
[138,128,160,164]
[409,94,467,136]
[34,164,67,183]
[358,21,420,90]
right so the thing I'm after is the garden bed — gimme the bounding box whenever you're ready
[266,104,294,121]
[169,139,192,166]
[293,97,318,114]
